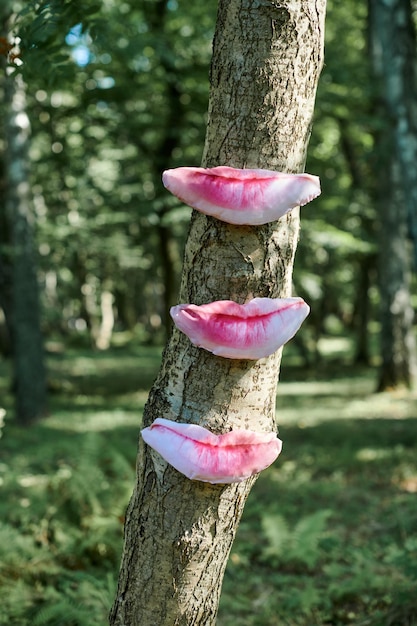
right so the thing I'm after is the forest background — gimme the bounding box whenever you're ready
[0,0,417,625]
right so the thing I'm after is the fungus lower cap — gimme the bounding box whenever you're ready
[162,166,321,225]
[141,418,283,484]
[170,296,310,359]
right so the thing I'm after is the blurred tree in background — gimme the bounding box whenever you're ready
[0,0,416,422]
[10,0,215,344]
[1,5,46,423]
[368,0,417,390]
[297,0,376,366]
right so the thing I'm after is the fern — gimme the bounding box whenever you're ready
[290,509,332,568]
[0,578,33,626]
[261,514,290,559]
[0,523,36,562]
[261,510,331,569]
[32,599,86,626]
[30,573,114,626]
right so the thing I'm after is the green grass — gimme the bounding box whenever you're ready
[1,339,417,625]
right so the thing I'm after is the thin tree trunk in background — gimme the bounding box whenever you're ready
[154,71,188,338]
[110,1,326,624]
[353,257,372,365]
[4,67,47,422]
[0,14,13,358]
[156,221,179,335]
[336,116,375,366]
[0,160,13,357]
[368,0,417,390]
[376,158,417,390]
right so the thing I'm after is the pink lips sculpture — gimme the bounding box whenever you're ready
[170,297,310,359]
[162,166,321,225]
[141,418,282,484]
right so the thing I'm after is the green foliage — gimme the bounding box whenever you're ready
[1,0,409,376]
[7,1,102,86]
[261,509,332,570]
[218,348,417,625]
[3,0,216,344]
[1,0,393,357]
[0,344,148,626]
[296,0,382,363]
[3,344,416,625]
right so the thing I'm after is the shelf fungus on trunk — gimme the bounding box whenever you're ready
[170,297,310,359]
[141,418,282,484]
[162,165,320,225]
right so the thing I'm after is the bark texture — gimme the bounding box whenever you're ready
[368,0,417,389]
[110,1,326,624]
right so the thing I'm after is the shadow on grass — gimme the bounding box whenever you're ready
[1,345,417,625]
[47,345,163,397]
[219,415,417,626]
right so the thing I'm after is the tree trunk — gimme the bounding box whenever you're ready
[3,66,47,422]
[0,160,13,357]
[353,255,374,366]
[110,2,326,625]
[0,15,13,358]
[376,159,417,390]
[336,116,375,366]
[368,0,417,266]
[368,0,417,389]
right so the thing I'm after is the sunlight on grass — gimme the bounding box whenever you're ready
[277,376,417,426]
[44,404,145,433]
[317,335,353,357]
[1,344,417,626]
[278,376,374,397]
[356,447,393,461]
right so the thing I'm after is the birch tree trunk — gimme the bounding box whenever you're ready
[368,0,417,389]
[110,1,326,624]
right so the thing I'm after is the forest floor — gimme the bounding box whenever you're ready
[0,336,417,626]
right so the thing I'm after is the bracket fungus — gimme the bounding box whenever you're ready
[162,165,321,225]
[141,418,282,484]
[170,297,310,359]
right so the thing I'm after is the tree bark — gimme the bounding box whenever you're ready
[368,0,417,389]
[368,0,417,267]
[0,158,13,357]
[4,70,47,422]
[110,2,326,625]
[0,14,14,358]
[376,158,417,390]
